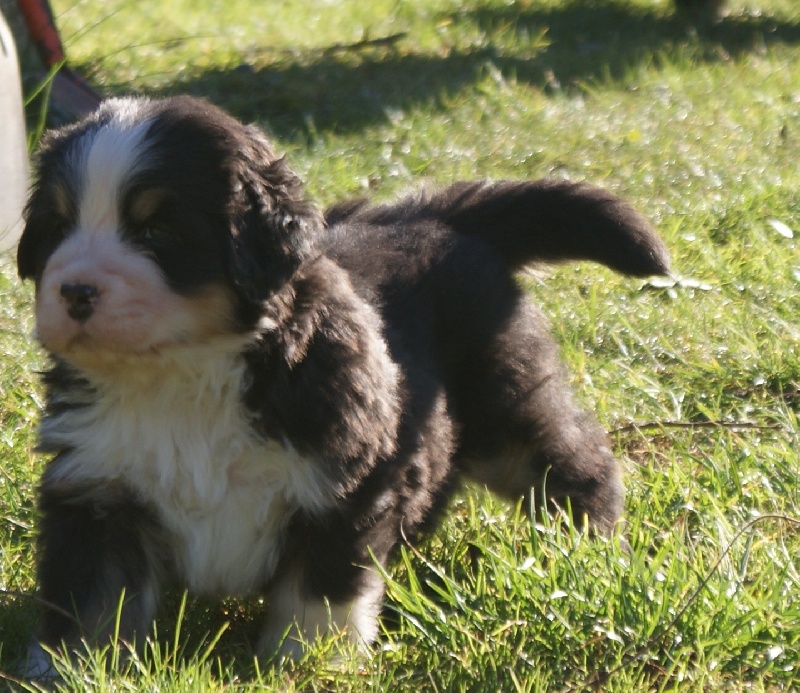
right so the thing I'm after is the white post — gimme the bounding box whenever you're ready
[0,9,28,252]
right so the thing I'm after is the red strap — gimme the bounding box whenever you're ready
[16,0,66,67]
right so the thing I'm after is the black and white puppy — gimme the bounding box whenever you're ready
[17,95,669,672]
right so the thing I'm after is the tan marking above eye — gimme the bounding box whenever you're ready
[51,180,75,220]
[129,188,169,223]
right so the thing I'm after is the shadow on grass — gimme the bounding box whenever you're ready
[0,594,267,686]
[0,594,40,683]
[107,0,800,138]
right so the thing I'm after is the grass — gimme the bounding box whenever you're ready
[1,0,799,689]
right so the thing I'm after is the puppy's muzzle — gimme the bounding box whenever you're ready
[60,282,99,323]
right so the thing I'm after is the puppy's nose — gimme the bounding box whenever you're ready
[60,282,99,323]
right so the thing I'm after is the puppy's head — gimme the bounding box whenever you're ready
[18,96,323,364]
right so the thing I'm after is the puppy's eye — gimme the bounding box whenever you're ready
[51,217,72,239]
[140,223,172,244]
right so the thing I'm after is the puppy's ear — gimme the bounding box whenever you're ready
[17,216,39,281]
[17,142,58,281]
[17,187,68,284]
[229,128,325,303]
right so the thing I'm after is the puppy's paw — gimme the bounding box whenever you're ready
[18,638,58,680]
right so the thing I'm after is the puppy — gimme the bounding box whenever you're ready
[17,95,669,673]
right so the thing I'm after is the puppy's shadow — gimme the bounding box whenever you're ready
[135,1,800,138]
[0,594,41,685]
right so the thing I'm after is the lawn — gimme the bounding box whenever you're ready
[1,0,799,690]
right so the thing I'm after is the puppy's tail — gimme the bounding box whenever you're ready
[426,180,670,276]
[330,180,670,277]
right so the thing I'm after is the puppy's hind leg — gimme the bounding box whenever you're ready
[456,299,624,535]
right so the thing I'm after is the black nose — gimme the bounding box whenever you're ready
[60,282,99,322]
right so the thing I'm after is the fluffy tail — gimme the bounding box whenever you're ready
[327,179,670,277]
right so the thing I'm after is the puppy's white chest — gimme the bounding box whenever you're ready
[156,440,301,595]
[43,353,330,596]
[164,445,299,594]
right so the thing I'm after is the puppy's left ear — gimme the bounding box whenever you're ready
[17,186,64,284]
[17,214,40,282]
[229,127,325,303]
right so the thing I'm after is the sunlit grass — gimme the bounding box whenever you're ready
[1,0,799,689]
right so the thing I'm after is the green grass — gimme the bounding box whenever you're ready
[2,0,800,689]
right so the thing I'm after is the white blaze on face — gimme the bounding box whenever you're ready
[35,105,235,366]
[76,106,153,233]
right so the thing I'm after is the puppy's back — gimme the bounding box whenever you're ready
[326,179,670,278]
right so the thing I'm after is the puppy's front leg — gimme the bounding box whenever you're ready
[30,481,166,673]
[258,564,385,660]
[257,509,392,660]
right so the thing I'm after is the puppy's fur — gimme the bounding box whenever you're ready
[18,96,669,671]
